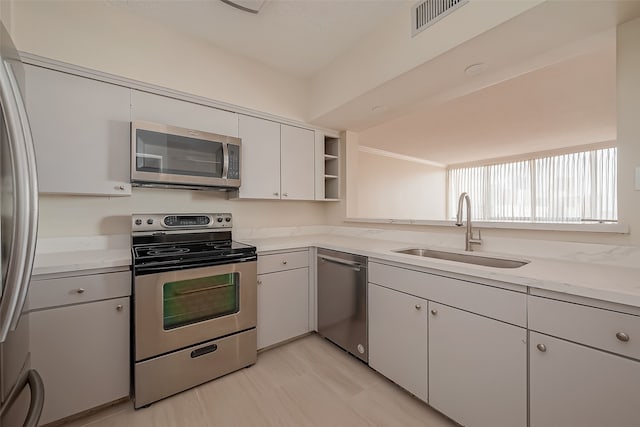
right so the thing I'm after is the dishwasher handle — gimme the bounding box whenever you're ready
[318,254,365,272]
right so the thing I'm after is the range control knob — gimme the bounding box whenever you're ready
[217,217,223,223]
[225,217,231,222]
[147,219,154,225]
[135,219,142,226]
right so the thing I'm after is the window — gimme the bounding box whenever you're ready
[447,147,617,222]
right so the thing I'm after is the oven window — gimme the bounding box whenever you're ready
[163,272,239,330]
[135,128,224,178]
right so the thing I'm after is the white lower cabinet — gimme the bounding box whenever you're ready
[368,283,427,401]
[530,331,640,427]
[257,250,310,349]
[27,270,131,425]
[428,302,527,427]
[29,297,130,425]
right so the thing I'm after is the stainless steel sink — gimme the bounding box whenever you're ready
[393,248,529,269]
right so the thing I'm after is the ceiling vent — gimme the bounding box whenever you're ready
[411,0,469,37]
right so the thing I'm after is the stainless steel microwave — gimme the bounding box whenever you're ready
[131,121,241,190]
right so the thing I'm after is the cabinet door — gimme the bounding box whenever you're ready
[24,65,131,195]
[429,302,527,427]
[29,298,130,425]
[280,125,315,200]
[131,90,238,137]
[237,115,281,199]
[530,332,640,427]
[368,283,427,401]
[257,268,309,349]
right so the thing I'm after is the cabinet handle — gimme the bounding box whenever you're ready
[283,193,288,197]
[415,304,422,310]
[430,309,437,316]
[257,280,262,285]
[116,305,123,311]
[273,192,279,196]
[118,185,125,190]
[536,344,547,352]
[76,288,85,294]
[282,260,288,265]
[616,332,630,342]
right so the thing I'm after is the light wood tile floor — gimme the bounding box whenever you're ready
[64,334,457,426]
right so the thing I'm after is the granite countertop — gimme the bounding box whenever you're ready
[32,234,131,276]
[244,234,640,309]
[32,232,640,309]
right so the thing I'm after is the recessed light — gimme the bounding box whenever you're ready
[464,63,488,76]
[371,105,387,113]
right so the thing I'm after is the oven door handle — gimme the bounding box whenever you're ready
[175,283,233,295]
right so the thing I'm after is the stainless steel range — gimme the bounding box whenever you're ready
[131,213,257,408]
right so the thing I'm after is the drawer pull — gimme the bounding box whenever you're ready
[257,280,262,285]
[116,305,124,311]
[191,343,218,358]
[430,309,437,316]
[415,304,422,310]
[616,332,630,342]
[76,288,85,294]
[282,260,288,265]
[537,344,547,352]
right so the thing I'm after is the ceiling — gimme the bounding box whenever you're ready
[112,0,407,78]
[111,0,640,165]
[358,44,617,166]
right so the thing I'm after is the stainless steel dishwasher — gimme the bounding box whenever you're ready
[317,248,368,363]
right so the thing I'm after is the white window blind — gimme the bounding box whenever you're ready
[447,147,617,222]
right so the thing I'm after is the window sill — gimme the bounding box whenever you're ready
[344,218,629,234]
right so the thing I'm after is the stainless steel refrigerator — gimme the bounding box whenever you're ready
[0,20,44,427]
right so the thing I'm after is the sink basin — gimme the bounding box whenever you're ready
[393,248,529,269]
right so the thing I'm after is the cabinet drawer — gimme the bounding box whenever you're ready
[369,262,526,327]
[529,296,640,360]
[258,250,309,274]
[28,271,131,311]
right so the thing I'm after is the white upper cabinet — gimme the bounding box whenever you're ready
[24,65,132,196]
[130,90,238,137]
[235,118,315,201]
[237,115,281,199]
[280,124,315,200]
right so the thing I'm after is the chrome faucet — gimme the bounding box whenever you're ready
[455,192,482,251]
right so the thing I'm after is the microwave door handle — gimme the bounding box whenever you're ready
[0,369,45,427]
[222,141,229,180]
[0,58,39,342]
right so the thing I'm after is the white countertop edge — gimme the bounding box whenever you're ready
[344,218,629,234]
[248,235,640,310]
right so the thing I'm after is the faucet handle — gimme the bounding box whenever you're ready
[470,229,482,246]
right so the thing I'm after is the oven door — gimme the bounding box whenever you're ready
[134,261,256,361]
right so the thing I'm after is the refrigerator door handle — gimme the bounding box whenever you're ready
[0,369,44,427]
[0,57,39,341]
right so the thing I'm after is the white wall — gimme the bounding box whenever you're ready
[0,1,11,32]
[6,0,326,238]
[308,0,543,122]
[9,0,307,121]
[356,151,445,220]
[617,17,640,245]
[327,18,640,247]
[38,189,327,238]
